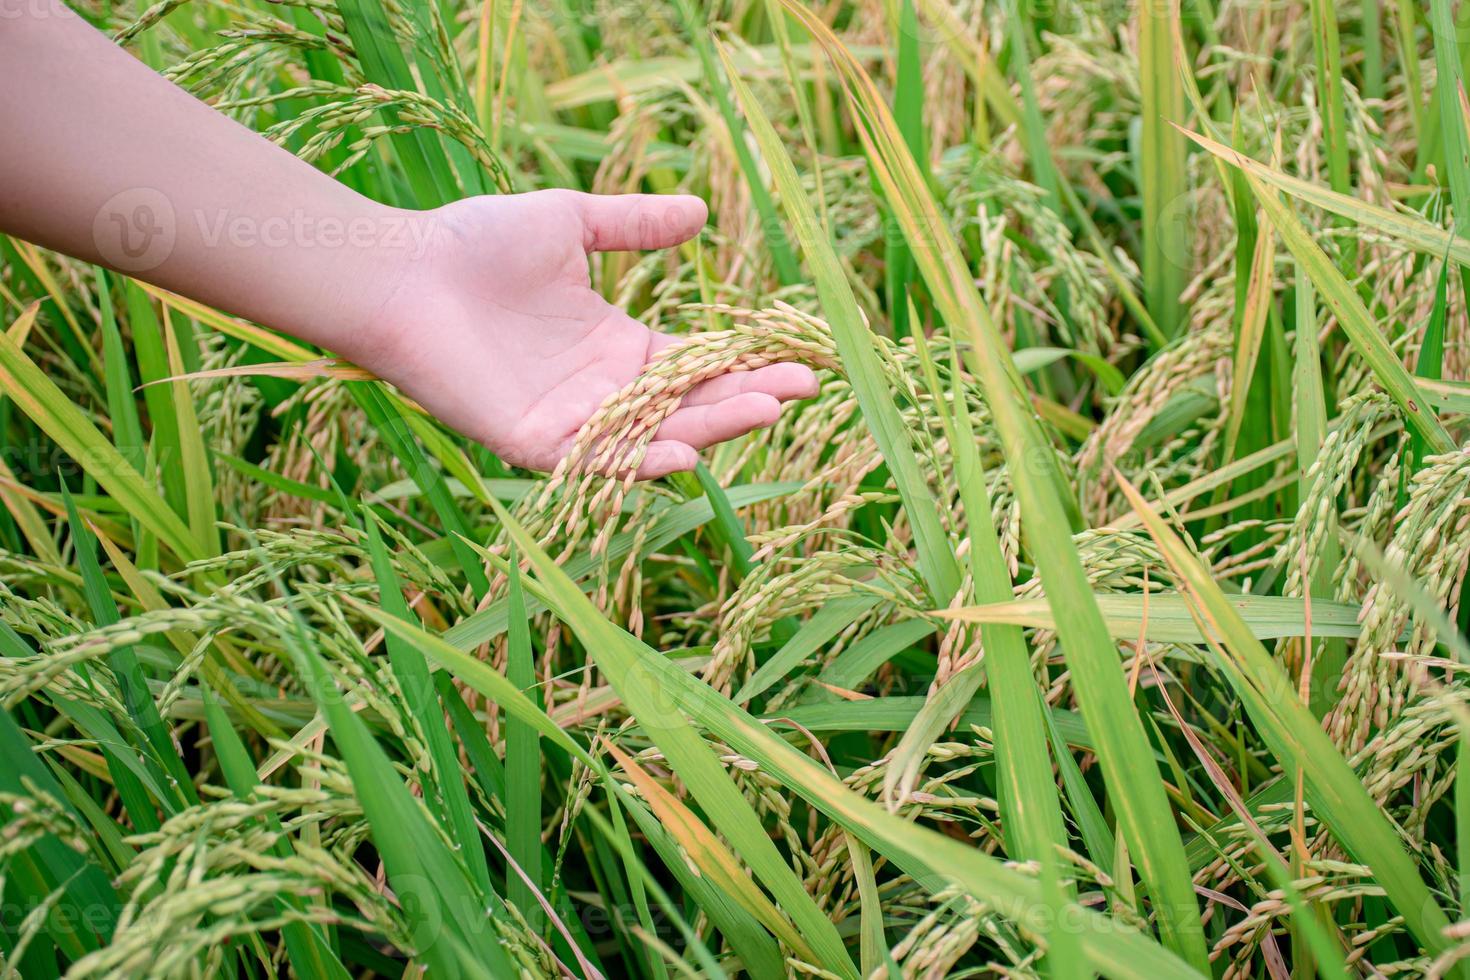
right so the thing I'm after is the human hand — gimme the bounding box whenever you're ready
[359,190,818,479]
[0,8,816,480]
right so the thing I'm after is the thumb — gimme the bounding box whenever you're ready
[573,192,708,252]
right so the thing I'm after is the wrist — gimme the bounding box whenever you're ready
[288,202,447,365]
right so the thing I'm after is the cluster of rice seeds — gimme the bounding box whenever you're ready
[1277,392,1400,600]
[523,305,842,555]
[1352,688,1466,833]
[724,306,1006,544]
[887,900,988,978]
[185,526,365,589]
[930,586,986,691]
[258,381,370,527]
[331,84,512,189]
[1326,237,1437,402]
[63,793,404,978]
[839,734,997,832]
[741,375,874,519]
[165,33,319,122]
[1076,318,1233,522]
[1189,802,1312,901]
[9,0,1470,974]
[1210,863,1406,978]
[1203,518,1293,587]
[442,309,860,714]
[1332,447,1470,753]
[456,305,852,652]
[745,489,898,563]
[887,890,1036,978]
[1026,9,1138,184]
[705,545,912,695]
[942,152,1122,355]
[4,605,222,708]
[1188,831,1443,976]
[0,579,87,645]
[189,348,268,519]
[0,778,90,859]
[1000,529,1180,702]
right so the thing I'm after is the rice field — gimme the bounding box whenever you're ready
[4,0,1470,976]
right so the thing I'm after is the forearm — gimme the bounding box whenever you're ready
[0,1,424,359]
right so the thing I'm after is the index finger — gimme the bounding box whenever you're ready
[575,192,708,252]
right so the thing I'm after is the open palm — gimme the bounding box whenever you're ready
[368,190,817,478]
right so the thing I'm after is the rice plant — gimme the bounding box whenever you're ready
[4,0,1470,977]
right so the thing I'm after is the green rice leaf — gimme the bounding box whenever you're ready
[160,304,219,558]
[774,5,1207,963]
[362,517,492,895]
[1138,0,1189,335]
[503,553,544,934]
[1117,472,1462,971]
[481,493,1199,978]
[443,482,800,650]
[482,502,859,977]
[0,326,201,564]
[287,614,511,977]
[1230,157,1453,454]
[717,41,962,605]
[942,593,1363,644]
[735,592,880,703]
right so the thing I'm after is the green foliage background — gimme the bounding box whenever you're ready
[3,0,1470,976]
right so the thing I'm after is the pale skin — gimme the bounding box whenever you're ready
[0,2,818,479]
